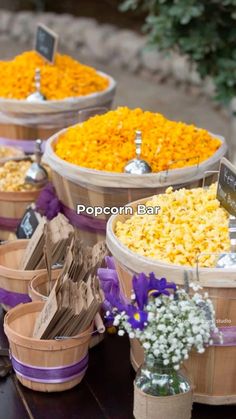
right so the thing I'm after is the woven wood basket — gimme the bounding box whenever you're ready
[28,271,104,349]
[133,383,192,419]
[0,240,46,311]
[106,196,236,405]
[45,128,227,247]
[4,301,93,392]
[28,270,60,302]
[0,189,41,241]
[0,72,116,151]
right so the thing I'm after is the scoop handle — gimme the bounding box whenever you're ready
[135,130,142,160]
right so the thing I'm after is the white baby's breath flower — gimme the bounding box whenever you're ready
[143,342,151,350]
[113,318,119,326]
[118,330,125,336]
[154,349,160,357]
[114,280,219,372]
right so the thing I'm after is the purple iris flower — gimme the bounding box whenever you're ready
[132,272,177,309]
[132,272,149,310]
[148,272,177,297]
[97,265,128,313]
[126,305,148,330]
[104,311,115,327]
[98,257,177,334]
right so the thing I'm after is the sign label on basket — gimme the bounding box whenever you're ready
[35,24,58,63]
[16,205,42,239]
[217,157,236,216]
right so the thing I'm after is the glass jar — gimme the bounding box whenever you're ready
[135,353,191,396]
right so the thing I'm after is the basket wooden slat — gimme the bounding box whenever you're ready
[28,270,61,302]
[4,301,93,392]
[106,196,236,405]
[0,72,116,143]
[0,189,41,240]
[45,128,226,246]
[0,240,46,311]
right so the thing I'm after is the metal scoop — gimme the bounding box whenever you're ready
[216,215,236,267]
[27,68,45,101]
[124,130,152,174]
[25,139,48,188]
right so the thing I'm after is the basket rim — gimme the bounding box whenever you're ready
[106,196,236,284]
[29,269,61,300]
[45,127,227,188]
[4,301,93,350]
[0,71,116,114]
[0,240,46,277]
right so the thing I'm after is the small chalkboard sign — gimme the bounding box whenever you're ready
[35,23,58,63]
[16,205,42,239]
[217,157,236,216]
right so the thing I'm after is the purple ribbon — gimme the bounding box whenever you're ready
[211,326,236,346]
[62,204,106,233]
[0,215,20,230]
[0,287,31,307]
[0,137,46,154]
[36,183,107,233]
[11,353,88,384]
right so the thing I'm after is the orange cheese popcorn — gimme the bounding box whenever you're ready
[55,107,222,173]
[0,51,109,100]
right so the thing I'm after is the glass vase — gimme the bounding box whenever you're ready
[135,353,191,396]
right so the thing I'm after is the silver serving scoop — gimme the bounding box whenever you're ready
[124,130,152,174]
[216,215,236,267]
[27,68,45,101]
[25,139,48,188]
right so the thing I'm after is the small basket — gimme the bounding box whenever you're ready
[0,189,41,240]
[4,301,93,392]
[28,272,105,349]
[0,240,46,311]
[28,269,61,302]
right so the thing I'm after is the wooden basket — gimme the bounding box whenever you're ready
[0,240,46,311]
[28,271,105,349]
[0,189,41,241]
[45,128,226,246]
[4,301,93,392]
[0,72,116,153]
[28,269,61,302]
[106,196,236,405]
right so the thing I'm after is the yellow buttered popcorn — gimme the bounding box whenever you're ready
[115,184,230,267]
[0,160,36,192]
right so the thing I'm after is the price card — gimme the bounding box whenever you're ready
[217,157,236,216]
[35,23,58,64]
[16,205,42,239]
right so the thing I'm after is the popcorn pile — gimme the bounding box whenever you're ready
[55,107,221,173]
[115,184,230,267]
[0,51,109,100]
[0,160,36,192]
[0,146,23,160]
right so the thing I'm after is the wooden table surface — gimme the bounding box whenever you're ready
[0,307,235,419]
